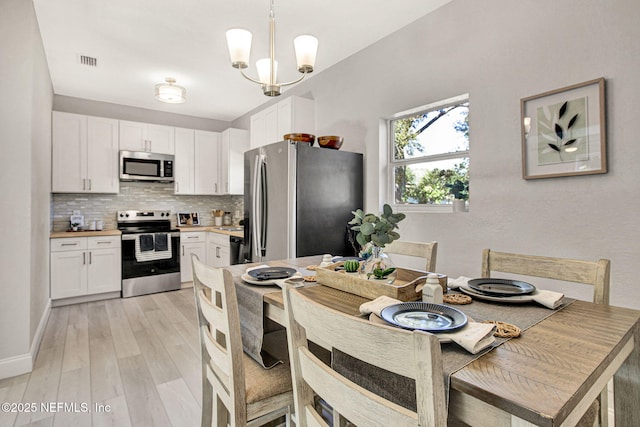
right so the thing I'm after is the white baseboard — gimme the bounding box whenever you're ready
[0,299,51,380]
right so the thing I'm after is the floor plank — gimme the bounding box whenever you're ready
[118,354,172,427]
[157,378,201,427]
[2,289,206,427]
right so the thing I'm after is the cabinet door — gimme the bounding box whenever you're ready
[181,242,206,282]
[194,130,220,195]
[119,120,147,151]
[220,128,249,195]
[174,128,195,194]
[87,248,121,294]
[250,111,266,148]
[147,124,175,154]
[87,116,119,193]
[52,112,87,192]
[264,105,279,145]
[51,250,87,299]
[277,97,293,136]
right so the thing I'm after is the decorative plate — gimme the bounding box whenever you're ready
[458,285,536,303]
[247,267,297,281]
[467,278,536,296]
[241,272,302,286]
[380,302,468,333]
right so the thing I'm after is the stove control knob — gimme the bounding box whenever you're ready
[166,211,171,217]
[160,212,165,217]
[119,213,123,218]
[125,213,130,217]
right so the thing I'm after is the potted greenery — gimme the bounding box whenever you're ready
[349,204,406,281]
[446,179,469,212]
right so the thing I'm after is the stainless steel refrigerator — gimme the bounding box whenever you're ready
[244,140,363,262]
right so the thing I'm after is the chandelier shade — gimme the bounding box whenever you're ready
[225,0,318,97]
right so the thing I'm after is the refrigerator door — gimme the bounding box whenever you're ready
[295,143,363,257]
[244,141,292,262]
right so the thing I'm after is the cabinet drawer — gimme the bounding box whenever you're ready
[88,236,121,249]
[181,232,206,243]
[51,238,87,252]
[207,232,230,247]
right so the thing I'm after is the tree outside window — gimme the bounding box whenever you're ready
[389,95,469,208]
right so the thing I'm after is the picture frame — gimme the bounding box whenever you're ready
[177,212,200,226]
[521,78,606,179]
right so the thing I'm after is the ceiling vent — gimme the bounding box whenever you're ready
[77,54,97,67]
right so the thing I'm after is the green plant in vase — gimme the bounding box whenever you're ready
[349,204,406,281]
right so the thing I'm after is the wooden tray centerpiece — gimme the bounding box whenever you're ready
[316,262,430,302]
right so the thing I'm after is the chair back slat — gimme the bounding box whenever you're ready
[284,286,448,427]
[385,240,438,272]
[191,255,248,426]
[481,249,610,304]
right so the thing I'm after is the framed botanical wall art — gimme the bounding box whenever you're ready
[521,78,606,179]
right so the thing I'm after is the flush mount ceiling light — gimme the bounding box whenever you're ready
[154,77,186,103]
[225,0,318,97]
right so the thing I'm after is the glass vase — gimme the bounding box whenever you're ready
[360,246,397,283]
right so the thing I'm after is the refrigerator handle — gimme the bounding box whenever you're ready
[252,154,261,260]
[259,158,268,257]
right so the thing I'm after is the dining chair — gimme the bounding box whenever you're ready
[384,240,438,272]
[282,285,448,427]
[481,248,611,427]
[191,255,293,427]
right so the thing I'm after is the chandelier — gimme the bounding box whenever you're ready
[225,0,318,97]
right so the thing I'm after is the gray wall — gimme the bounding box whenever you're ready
[236,0,640,309]
[54,95,231,132]
[0,0,53,375]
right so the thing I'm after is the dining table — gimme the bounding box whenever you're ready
[226,255,640,426]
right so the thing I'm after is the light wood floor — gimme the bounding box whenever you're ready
[0,288,202,427]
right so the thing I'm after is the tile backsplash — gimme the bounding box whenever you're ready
[51,181,243,231]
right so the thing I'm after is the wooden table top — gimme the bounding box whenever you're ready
[240,256,640,426]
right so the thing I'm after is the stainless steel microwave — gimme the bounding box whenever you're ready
[120,150,174,182]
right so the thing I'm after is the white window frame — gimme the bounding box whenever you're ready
[386,93,469,213]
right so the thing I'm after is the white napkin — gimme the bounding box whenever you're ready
[525,289,565,309]
[447,276,473,290]
[359,295,402,317]
[360,296,496,354]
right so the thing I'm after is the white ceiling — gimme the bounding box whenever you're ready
[33,0,451,122]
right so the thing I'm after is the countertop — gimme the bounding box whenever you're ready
[177,226,244,238]
[50,227,243,239]
[50,230,121,238]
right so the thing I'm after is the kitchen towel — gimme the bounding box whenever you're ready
[135,234,173,262]
[154,233,168,251]
[360,296,496,354]
[139,234,154,252]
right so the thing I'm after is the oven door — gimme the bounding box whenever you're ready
[121,232,181,297]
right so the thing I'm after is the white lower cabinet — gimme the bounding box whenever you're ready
[50,236,121,299]
[180,232,206,282]
[207,232,231,268]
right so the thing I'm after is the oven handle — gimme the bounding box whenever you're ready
[121,232,181,241]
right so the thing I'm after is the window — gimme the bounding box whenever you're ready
[388,94,469,210]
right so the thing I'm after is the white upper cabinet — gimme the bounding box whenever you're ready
[194,130,220,195]
[119,120,175,154]
[250,96,315,148]
[220,128,249,195]
[174,127,195,194]
[52,111,119,193]
[174,129,223,195]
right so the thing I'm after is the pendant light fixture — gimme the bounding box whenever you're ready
[155,77,186,103]
[225,0,318,97]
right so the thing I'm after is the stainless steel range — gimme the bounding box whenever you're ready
[118,210,181,298]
